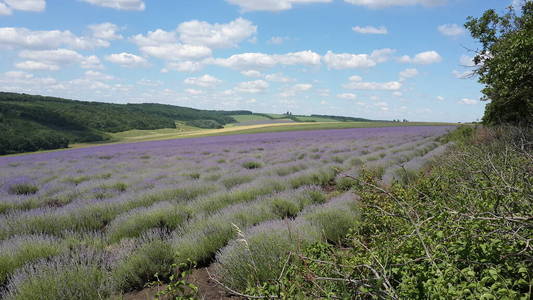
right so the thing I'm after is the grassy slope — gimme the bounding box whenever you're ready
[0,92,238,154]
[293,116,339,122]
[230,114,272,123]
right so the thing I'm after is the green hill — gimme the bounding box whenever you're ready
[0,92,237,155]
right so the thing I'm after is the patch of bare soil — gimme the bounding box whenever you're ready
[123,267,241,300]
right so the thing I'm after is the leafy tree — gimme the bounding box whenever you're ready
[465,1,533,126]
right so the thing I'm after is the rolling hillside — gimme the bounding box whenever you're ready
[0,92,238,155]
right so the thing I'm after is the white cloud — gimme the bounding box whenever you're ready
[185,88,204,95]
[458,98,478,105]
[399,50,442,64]
[399,68,418,80]
[437,24,465,37]
[370,48,395,63]
[337,93,357,99]
[277,51,321,65]
[177,18,256,49]
[392,91,402,97]
[3,0,45,12]
[323,48,394,70]
[68,78,112,90]
[374,101,389,111]
[436,96,444,101]
[344,0,445,9]
[210,50,320,70]
[323,51,376,69]
[85,70,115,81]
[0,2,12,15]
[317,88,330,96]
[452,69,472,79]
[268,36,289,44]
[265,73,293,82]
[279,83,312,97]
[352,25,388,34]
[343,75,402,90]
[0,27,113,50]
[163,61,204,73]
[226,0,332,12]
[212,52,278,70]
[89,23,123,40]
[137,79,162,87]
[241,70,262,77]
[131,29,177,46]
[132,29,212,61]
[80,55,104,69]
[132,18,255,62]
[184,74,222,88]
[16,49,100,71]
[140,44,211,61]
[459,54,475,67]
[452,55,476,78]
[105,52,148,67]
[0,71,58,92]
[81,0,145,11]
[4,70,34,79]
[292,83,312,91]
[235,80,269,93]
[15,61,59,71]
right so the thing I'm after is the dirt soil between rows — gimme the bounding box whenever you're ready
[124,267,241,300]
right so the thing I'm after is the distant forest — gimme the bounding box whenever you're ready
[0,92,239,155]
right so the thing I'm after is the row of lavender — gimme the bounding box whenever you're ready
[0,126,454,298]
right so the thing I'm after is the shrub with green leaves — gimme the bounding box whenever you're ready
[3,248,111,300]
[111,239,174,292]
[303,194,359,244]
[0,235,63,285]
[242,161,262,169]
[107,202,190,243]
[8,183,38,195]
[214,220,321,291]
[253,126,532,299]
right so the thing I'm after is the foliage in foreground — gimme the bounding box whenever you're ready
[236,126,532,299]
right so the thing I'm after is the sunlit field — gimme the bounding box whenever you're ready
[0,125,454,298]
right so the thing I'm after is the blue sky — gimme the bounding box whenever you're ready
[0,0,519,122]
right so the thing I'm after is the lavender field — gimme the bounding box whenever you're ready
[0,126,455,298]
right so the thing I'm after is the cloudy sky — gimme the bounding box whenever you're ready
[0,0,518,122]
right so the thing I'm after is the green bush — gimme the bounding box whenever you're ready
[111,240,174,292]
[270,198,299,218]
[174,221,234,266]
[214,221,321,291]
[254,126,532,299]
[242,161,262,169]
[107,203,190,243]
[8,184,39,195]
[4,250,110,300]
[304,207,357,244]
[0,236,63,285]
